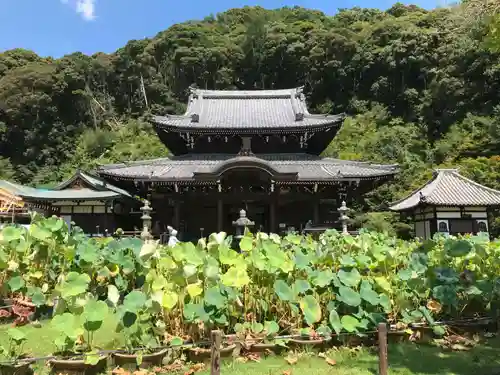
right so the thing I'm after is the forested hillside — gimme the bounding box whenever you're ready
[1,4,499,232]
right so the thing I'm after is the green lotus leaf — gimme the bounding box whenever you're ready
[204,287,225,308]
[183,242,205,266]
[338,269,361,287]
[204,256,220,280]
[445,239,472,257]
[340,255,356,267]
[139,241,158,262]
[183,264,198,278]
[60,272,91,299]
[83,300,108,331]
[338,286,361,307]
[341,315,360,333]
[186,282,203,298]
[240,236,253,252]
[123,290,147,313]
[329,309,342,335]
[378,294,392,313]
[162,291,178,310]
[8,275,25,292]
[29,288,46,307]
[360,280,380,305]
[220,265,250,288]
[169,336,184,346]
[7,328,26,343]
[1,226,23,242]
[274,280,294,301]
[300,295,322,326]
[312,270,334,288]
[183,303,210,322]
[251,322,264,333]
[293,279,311,295]
[264,321,279,336]
[30,225,52,242]
[218,243,241,265]
[374,276,392,293]
[44,217,64,232]
[398,269,412,281]
[107,285,120,307]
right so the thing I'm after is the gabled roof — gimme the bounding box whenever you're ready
[55,170,133,198]
[0,171,135,202]
[97,154,398,184]
[390,169,500,211]
[152,87,344,133]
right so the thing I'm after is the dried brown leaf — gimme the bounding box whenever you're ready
[285,355,298,365]
[325,358,337,366]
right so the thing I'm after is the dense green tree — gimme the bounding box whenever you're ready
[0,4,499,234]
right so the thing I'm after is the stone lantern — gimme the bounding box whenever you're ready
[338,201,350,235]
[140,200,153,241]
[232,209,255,248]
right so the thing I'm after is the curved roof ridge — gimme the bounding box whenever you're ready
[390,168,500,211]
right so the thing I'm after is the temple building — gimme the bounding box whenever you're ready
[0,171,137,235]
[97,87,398,240]
[390,169,500,239]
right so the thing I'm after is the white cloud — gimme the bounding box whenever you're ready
[61,0,97,21]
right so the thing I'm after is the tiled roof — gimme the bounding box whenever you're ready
[0,180,123,201]
[98,154,398,182]
[54,170,133,198]
[152,87,344,132]
[390,169,500,211]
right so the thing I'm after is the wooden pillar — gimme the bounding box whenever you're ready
[313,199,320,224]
[217,198,223,232]
[270,198,276,234]
[173,198,180,229]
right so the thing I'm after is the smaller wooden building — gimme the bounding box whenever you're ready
[0,171,138,235]
[390,169,500,239]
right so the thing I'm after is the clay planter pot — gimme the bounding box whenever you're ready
[186,344,236,363]
[113,349,168,370]
[288,336,332,350]
[48,355,107,375]
[247,343,284,354]
[0,361,33,375]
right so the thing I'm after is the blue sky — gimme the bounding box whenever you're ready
[0,0,441,57]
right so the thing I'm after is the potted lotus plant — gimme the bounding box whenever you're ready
[113,290,169,369]
[0,328,33,375]
[48,300,109,374]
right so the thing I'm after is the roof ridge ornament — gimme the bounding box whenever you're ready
[191,113,199,123]
[295,113,304,121]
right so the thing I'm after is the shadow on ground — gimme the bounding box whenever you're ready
[385,338,500,375]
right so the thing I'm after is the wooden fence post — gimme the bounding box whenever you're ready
[211,330,222,375]
[378,322,388,375]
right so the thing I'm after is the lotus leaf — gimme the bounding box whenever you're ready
[264,321,279,336]
[204,256,220,279]
[300,295,321,326]
[162,291,178,309]
[360,280,380,305]
[220,265,250,288]
[251,322,264,333]
[338,286,361,307]
[341,315,360,332]
[59,272,90,299]
[186,282,203,297]
[183,264,198,278]
[30,225,52,242]
[28,287,46,307]
[329,309,342,334]
[124,290,147,312]
[274,280,294,301]
[312,270,334,288]
[107,285,120,306]
[240,236,253,252]
[374,276,392,293]
[445,239,472,257]
[139,241,158,262]
[338,269,361,287]
[83,300,108,331]
[378,294,392,313]
[340,255,356,267]
[293,279,311,295]
[204,287,225,308]
[1,226,23,242]
[7,275,25,292]
[183,303,210,322]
